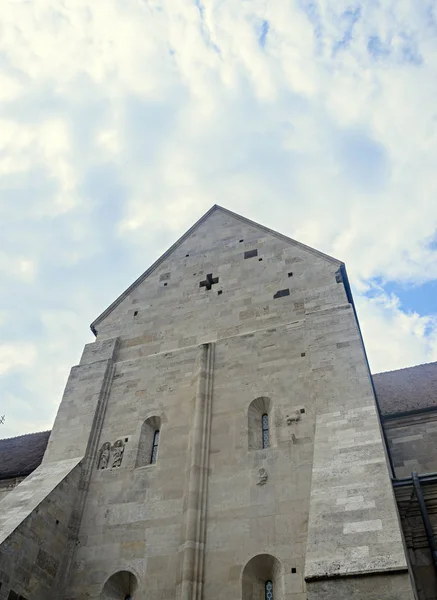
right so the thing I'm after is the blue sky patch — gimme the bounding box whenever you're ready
[258,20,270,48]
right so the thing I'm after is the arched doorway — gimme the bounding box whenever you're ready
[100,570,138,599]
[242,554,284,600]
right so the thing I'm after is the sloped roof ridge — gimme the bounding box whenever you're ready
[373,360,437,376]
[0,429,51,442]
[90,204,343,335]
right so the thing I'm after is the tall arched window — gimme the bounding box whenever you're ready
[265,580,273,600]
[248,397,272,450]
[136,416,161,468]
[262,413,269,449]
[150,430,160,464]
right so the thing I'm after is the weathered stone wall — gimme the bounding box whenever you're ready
[65,345,199,599]
[385,411,437,478]
[93,209,347,353]
[0,477,25,503]
[0,459,82,600]
[1,208,414,599]
[60,208,413,599]
[0,334,119,600]
[384,410,437,599]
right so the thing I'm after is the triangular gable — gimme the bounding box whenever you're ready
[90,205,343,334]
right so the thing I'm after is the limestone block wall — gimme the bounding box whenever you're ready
[93,209,347,356]
[385,411,437,478]
[38,207,414,599]
[0,459,82,600]
[304,305,415,599]
[0,335,120,600]
[384,410,437,599]
[65,346,199,599]
[204,322,311,600]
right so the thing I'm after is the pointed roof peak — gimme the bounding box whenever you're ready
[90,204,343,335]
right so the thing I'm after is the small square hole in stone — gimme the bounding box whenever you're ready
[288,272,293,277]
[258,258,263,261]
[301,352,306,357]
[239,239,244,242]
[291,568,297,574]
[134,311,138,317]
[56,519,59,525]
[186,254,189,257]
[217,290,223,295]
[300,408,305,414]
[164,282,168,286]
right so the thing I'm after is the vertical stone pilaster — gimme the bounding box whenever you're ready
[45,337,119,599]
[179,343,215,600]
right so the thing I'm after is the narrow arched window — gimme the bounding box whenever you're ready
[150,430,160,464]
[136,416,161,468]
[265,580,273,600]
[262,413,269,449]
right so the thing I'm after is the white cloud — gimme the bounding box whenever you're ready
[0,343,37,376]
[1,0,437,436]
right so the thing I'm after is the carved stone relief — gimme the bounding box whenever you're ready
[256,468,268,486]
[97,439,126,470]
[111,439,125,468]
[97,442,111,469]
[286,410,301,425]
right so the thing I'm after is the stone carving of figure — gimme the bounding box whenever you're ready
[286,409,302,425]
[111,439,125,468]
[97,442,111,470]
[257,468,268,486]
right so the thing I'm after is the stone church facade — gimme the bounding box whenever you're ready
[0,206,436,599]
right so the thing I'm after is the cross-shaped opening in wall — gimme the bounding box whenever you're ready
[199,273,219,290]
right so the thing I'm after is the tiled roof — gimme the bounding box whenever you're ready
[0,430,50,480]
[373,361,437,416]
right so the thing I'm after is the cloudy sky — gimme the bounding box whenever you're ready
[1,0,437,438]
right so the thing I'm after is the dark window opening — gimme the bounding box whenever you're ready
[291,567,297,573]
[164,282,168,286]
[124,437,129,442]
[239,239,244,242]
[301,352,305,357]
[217,290,223,295]
[265,580,273,600]
[273,289,290,299]
[244,249,258,259]
[150,430,160,464]
[261,414,269,449]
[186,254,190,257]
[134,311,138,317]
[288,272,293,277]
[55,519,59,525]
[300,408,305,414]
[258,258,263,261]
